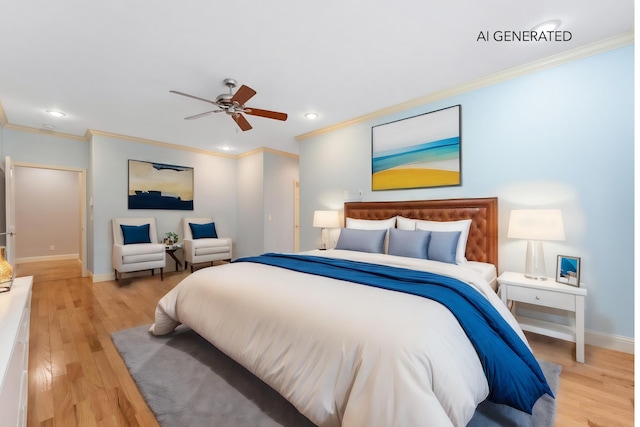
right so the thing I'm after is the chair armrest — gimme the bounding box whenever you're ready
[112,244,125,269]
[183,238,195,255]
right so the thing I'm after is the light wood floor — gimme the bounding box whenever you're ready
[18,259,634,426]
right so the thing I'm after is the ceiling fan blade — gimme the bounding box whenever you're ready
[231,85,256,105]
[232,113,253,131]
[244,108,288,121]
[170,90,217,105]
[184,110,222,120]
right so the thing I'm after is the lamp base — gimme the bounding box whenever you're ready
[524,240,547,280]
[320,228,329,250]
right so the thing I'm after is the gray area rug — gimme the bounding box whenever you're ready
[112,325,560,427]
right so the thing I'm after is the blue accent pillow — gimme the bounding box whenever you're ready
[120,224,151,245]
[335,228,386,253]
[427,231,461,264]
[189,222,218,239]
[387,228,431,259]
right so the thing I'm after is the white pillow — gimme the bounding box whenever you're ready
[346,217,396,230]
[415,219,472,264]
[396,216,417,230]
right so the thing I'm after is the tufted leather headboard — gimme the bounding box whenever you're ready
[344,197,498,268]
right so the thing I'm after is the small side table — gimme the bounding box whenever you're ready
[165,243,183,271]
[497,271,588,363]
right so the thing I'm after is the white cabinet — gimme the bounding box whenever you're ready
[498,271,587,363]
[0,277,33,427]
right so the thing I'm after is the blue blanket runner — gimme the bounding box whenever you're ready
[234,253,553,414]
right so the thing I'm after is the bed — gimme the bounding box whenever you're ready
[150,197,552,427]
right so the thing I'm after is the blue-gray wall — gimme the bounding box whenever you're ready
[299,45,634,341]
[89,134,238,277]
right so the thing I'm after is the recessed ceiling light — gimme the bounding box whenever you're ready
[220,145,232,151]
[46,109,66,118]
[532,20,561,32]
[305,112,318,120]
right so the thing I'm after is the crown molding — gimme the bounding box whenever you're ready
[0,103,7,126]
[0,101,298,159]
[1,123,299,160]
[237,146,299,159]
[296,31,634,141]
[85,129,236,158]
[3,122,88,141]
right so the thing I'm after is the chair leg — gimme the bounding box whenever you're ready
[115,269,119,281]
[160,268,164,281]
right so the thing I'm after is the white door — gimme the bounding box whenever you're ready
[4,156,15,267]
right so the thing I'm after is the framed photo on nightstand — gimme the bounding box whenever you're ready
[557,255,581,286]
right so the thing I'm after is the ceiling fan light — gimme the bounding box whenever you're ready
[305,112,318,120]
[46,109,66,118]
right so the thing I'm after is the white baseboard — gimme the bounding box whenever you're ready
[91,272,113,282]
[16,254,80,264]
[586,329,634,354]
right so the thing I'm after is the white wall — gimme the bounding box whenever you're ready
[236,152,265,259]
[14,167,80,259]
[299,46,634,341]
[235,150,300,258]
[2,129,90,169]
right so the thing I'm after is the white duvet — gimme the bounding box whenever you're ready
[151,250,528,427]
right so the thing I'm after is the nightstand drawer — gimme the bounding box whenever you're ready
[507,286,576,311]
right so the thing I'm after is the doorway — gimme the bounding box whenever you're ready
[13,163,87,277]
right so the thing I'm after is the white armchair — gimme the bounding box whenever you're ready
[112,217,166,281]
[182,218,232,272]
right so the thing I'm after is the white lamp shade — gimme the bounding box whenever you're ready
[313,210,340,228]
[507,209,565,241]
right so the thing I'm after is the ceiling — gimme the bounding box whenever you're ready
[0,0,634,156]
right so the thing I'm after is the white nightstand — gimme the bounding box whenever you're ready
[497,271,587,363]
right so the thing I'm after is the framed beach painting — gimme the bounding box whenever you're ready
[371,105,461,191]
[128,160,194,210]
[556,255,581,287]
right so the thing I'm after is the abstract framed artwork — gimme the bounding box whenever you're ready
[556,255,581,287]
[371,105,461,191]
[128,160,194,210]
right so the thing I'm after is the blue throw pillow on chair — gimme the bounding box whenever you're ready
[189,222,218,239]
[120,224,152,245]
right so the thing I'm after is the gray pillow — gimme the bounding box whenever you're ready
[388,228,431,259]
[427,231,461,264]
[335,228,387,253]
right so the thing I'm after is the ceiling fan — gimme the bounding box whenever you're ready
[170,78,288,131]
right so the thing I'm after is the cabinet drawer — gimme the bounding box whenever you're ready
[507,286,576,311]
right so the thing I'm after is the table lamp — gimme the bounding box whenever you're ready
[507,209,565,280]
[313,210,340,250]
